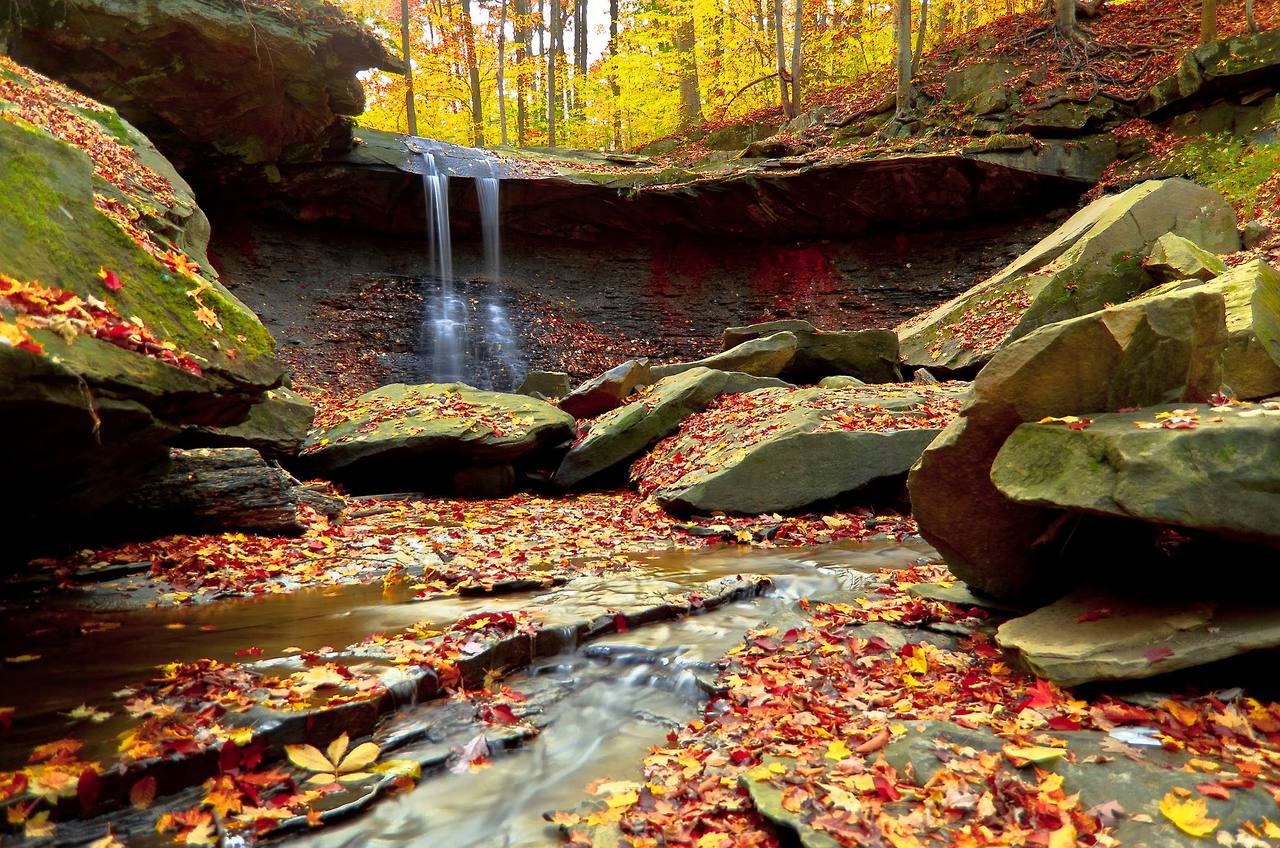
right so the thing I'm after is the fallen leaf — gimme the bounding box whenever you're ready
[1159,791,1219,837]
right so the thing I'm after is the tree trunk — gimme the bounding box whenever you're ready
[1201,0,1216,43]
[895,0,912,118]
[400,0,418,136]
[459,0,485,146]
[772,0,791,116]
[790,0,802,115]
[912,0,929,73]
[675,13,703,129]
[547,0,559,145]
[574,0,589,75]
[1054,0,1075,34]
[497,0,509,145]
[516,0,531,145]
[609,0,622,148]
[1246,0,1258,32]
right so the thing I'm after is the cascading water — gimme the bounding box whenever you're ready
[414,144,525,391]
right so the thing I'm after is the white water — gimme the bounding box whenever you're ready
[414,146,525,390]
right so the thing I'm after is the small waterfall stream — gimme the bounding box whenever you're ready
[415,144,525,391]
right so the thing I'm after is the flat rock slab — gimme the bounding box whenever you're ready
[650,331,799,381]
[992,401,1280,547]
[303,383,575,491]
[998,587,1280,686]
[634,382,969,515]
[555,367,788,488]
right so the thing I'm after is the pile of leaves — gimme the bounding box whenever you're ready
[633,383,966,497]
[0,272,203,374]
[556,562,1280,847]
[306,386,532,443]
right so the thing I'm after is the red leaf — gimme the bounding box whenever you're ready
[614,614,629,633]
[77,767,101,815]
[130,776,157,809]
[98,267,123,291]
[484,704,519,725]
[1195,782,1231,800]
[1076,608,1112,623]
[1145,646,1175,663]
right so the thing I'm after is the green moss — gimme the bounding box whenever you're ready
[1161,132,1280,218]
[75,107,132,144]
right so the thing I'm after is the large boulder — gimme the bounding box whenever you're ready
[0,58,282,534]
[302,383,575,492]
[554,368,789,488]
[559,359,653,419]
[720,320,902,383]
[650,332,799,381]
[992,402,1280,547]
[898,179,1239,373]
[907,286,1228,601]
[4,0,390,171]
[635,382,969,515]
[1142,259,1280,400]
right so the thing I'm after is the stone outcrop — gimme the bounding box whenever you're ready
[898,179,1239,373]
[554,368,789,489]
[4,0,390,172]
[302,383,575,492]
[1141,29,1280,117]
[720,320,902,383]
[0,57,282,536]
[559,359,653,419]
[650,332,799,381]
[635,382,969,515]
[1143,259,1280,400]
[1143,233,1226,283]
[907,286,1228,601]
[998,588,1280,686]
[179,386,315,459]
[992,402,1280,547]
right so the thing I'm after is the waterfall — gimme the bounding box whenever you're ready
[414,145,525,391]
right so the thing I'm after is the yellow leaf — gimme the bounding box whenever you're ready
[1159,791,1219,837]
[326,733,350,767]
[25,811,55,838]
[1002,744,1066,767]
[1262,818,1280,839]
[606,790,638,809]
[1048,821,1076,848]
[285,743,336,773]
[64,703,112,723]
[338,742,381,773]
[696,834,731,848]
[371,759,422,781]
[825,739,852,761]
[306,773,339,785]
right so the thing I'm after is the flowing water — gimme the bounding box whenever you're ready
[413,144,524,390]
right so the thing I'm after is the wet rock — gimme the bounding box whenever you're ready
[5,0,390,171]
[1142,233,1226,283]
[907,287,1228,601]
[181,387,315,459]
[1142,29,1280,117]
[992,402,1280,547]
[518,370,572,399]
[998,587,1280,686]
[115,447,309,535]
[637,382,969,515]
[0,63,282,537]
[1143,259,1280,400]
[559,359,653,419]
[721,320,902,383]
[898,179,1239,373]
[554,368,788,488]
[650,332,800,381]
[302,383,575,493]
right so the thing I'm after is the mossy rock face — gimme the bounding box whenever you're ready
[1142,29,1280,116]
[181,387,317,459]
[634,381,970,515]
[5,0,388,169]
[0,63,283,532]
[898,178,1239,373]
[907,286,1229,602]
[302,383,576,493]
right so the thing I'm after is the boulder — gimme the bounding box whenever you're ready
[818,375,866,389]
[991,401,1280,547]
[907,286,1228,601]
[554,368,788,489]
[998,587,1280,686]
[5,0,390,171]
[559,359,653,419]
[1142,233,1226,283]
[302,383,575,493]
[1142,29,1280,116]
[517,370,572,399]
[651,332,799,381]
[181,387,315,459]
[1143,259,1280,400]
[721,320,902,383]
[635,382,969,515]
[0,58,281,537]
[898,179,1239,373]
